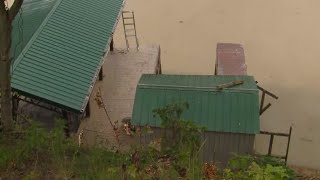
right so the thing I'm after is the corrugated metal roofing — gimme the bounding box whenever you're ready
[132,74,260,134]
[215,43,247,75]
[140,128,255,165]
[12,0,58,60]
[11,0,125,112]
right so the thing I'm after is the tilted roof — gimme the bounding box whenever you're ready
[132,74,260,134]
[11,0,125,112]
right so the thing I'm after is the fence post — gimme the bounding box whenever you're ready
[268,134,274,155]
[285,126,293,164]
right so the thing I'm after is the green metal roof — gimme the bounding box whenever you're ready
[132,74,260,134]
[11,0,125,112]
[12,0,58,60]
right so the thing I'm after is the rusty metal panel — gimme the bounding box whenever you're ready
[216,43,247,75]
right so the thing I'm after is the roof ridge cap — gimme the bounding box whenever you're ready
[13,0,62,71]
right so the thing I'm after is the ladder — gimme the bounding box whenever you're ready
[122,11,139,51]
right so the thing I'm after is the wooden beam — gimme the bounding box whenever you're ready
[217,80,244,90]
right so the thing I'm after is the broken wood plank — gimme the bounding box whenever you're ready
[217,80,244,90]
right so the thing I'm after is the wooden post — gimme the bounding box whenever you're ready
[157,46,162,74]
[285,127,293,164]
[110,38,114,52]
[85,101,90,117]
[214,65,217,75]
[99,67,103,81]
[260,91,266,113]
[268,134,274,155]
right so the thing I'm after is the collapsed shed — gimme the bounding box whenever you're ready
[132,74,260,164]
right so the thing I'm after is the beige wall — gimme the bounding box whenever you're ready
[114,0,320,169]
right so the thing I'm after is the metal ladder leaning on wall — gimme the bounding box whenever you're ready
[122,11,139,51]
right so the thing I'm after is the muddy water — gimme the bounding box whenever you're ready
[113,0,320,169]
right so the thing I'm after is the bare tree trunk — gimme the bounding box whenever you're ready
[0,0,24,131]
[0,55,13,131]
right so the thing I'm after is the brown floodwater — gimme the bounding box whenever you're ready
[113,0,320,169]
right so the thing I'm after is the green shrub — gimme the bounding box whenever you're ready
[221,154,296,180]
[0,103,297,180]
[153,102,206,179]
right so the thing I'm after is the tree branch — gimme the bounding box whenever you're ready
[8,0,23,20]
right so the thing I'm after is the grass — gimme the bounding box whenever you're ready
[0,117,206,179]
[0,100,297,180]
[0,120,298,179]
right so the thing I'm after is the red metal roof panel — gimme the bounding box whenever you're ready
[216,43,247,75]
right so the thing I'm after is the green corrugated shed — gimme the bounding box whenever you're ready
[11,0,125,112]
[132,74,260,134]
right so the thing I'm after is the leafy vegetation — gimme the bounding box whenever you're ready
[152,102,206,179]
[222,154,296,179]
[0,102,296,179]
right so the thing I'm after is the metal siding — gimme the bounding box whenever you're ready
[12,0,58,60]
[132,75,260,134]
[202,132,254,166]
[140,128,254,165]
[11,0,125,112]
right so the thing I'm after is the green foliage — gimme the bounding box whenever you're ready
[153,102,205,152]
[0,121,47,169]
[264,164,290,179]
[153,101,189,127]
[73,147,130,179]
[228,154,254,171]
[23,170,40,180]
[221,154,296,180]
[153,102,206,179]
[0,146,12,168]
[0,103,297,180]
